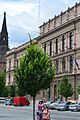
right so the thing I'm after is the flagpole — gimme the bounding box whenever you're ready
[74,50,77,100]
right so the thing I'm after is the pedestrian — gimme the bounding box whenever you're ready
[42,104,50,120]
[37,101,43,120]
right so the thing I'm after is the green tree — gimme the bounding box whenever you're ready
[9,85,16,97]
[15,44,55,120]
[58,75,73,101]
[3,86,9,97]
[77,85,80,94]
[0,71,6,97]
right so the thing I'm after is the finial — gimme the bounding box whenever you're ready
[4,11,6,15]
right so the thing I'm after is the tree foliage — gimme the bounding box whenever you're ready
[14,44,55,120]
[3,86,9,97]
[0,71,6,97]
[77,85,80,94]
[15,44,55,97]
[9,85,16,97]
[58,75,73,101]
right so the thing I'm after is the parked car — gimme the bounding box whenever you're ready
[69,102,80,111]
[5,98,13,105]
[48,101,62,110]
[0,97,5,103]
[55,101,72,111]
[13,96,30,106]
[42,100,54,108]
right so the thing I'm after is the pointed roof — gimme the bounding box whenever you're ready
[1,11,7,33]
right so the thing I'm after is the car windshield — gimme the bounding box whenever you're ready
[6,99,10,101]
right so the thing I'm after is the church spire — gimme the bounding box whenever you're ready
[1,11,8,34]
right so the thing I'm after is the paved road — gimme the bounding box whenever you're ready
[0,104,80,120]
[50,110,80,120]
[0,104,33,120]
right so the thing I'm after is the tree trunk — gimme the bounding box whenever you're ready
[33,96,35,120]
[65,97,67,101]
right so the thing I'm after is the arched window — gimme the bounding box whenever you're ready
[62,34,66,52]
[69,32,73,49]
[56,38,58,54]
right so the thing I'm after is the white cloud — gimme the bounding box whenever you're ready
[0,1,38,16]
[0,0,79,48]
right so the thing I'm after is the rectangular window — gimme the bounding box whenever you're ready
[62,34,66,52]
[69,56,73,73]
[69,32,73,49]
[62,58,65,73]
[9,59,11,70]
[44,43,46,53]
[50,40,52,56]
[8,74,10,85]
[56,38,58,54]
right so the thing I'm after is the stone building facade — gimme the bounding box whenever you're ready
[6,2,80,100]
[37,2,80,100]
[6,40,37,86]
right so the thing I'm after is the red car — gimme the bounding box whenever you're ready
[13,96,30,106]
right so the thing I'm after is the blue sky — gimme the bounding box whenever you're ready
[0,0,79,48]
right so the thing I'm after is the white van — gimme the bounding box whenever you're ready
[0,97,5,103]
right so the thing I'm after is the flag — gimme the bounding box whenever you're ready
[28,33,32,44]
[75,59,79,69]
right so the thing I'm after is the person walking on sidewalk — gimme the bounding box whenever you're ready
[42,104,50,120]
[37,101,43,120]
